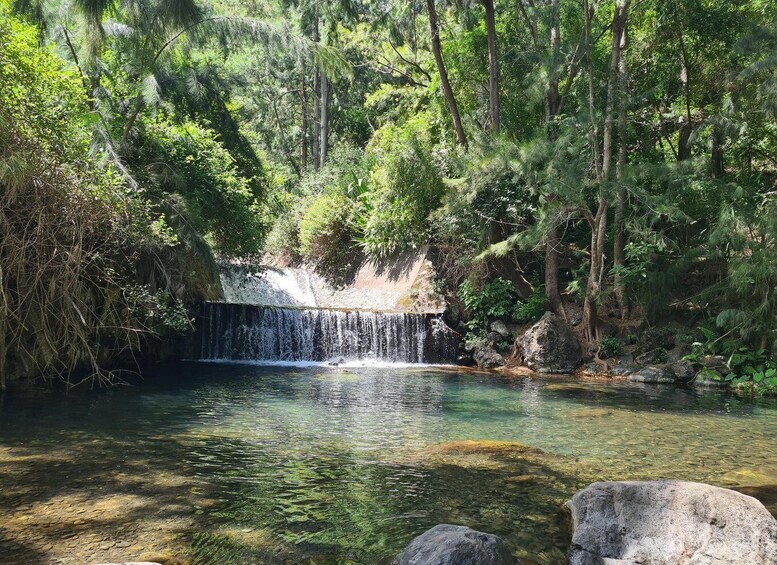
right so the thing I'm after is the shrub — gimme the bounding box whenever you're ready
[599,336,622,359]
[457,277,517,332]
[298,193,361,284]
[358,115,446,259]
[140,118,269,257]
[512,288,549,324]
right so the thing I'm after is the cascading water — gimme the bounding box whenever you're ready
[194,302,458,364]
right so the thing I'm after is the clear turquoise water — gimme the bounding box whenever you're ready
[0,362,775,564]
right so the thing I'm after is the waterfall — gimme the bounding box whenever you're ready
[194,303,458,364]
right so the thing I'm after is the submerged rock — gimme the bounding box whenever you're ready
[393,524,516,565]
[517,312,582,373]
[629,365,677,383]
[566,480,777,565]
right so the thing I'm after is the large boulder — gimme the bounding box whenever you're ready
[489,320,511,339]
[566,480,777,565]
[394,524,515,565]
[518,312,582,373]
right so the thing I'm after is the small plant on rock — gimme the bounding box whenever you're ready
[599,336,622,359]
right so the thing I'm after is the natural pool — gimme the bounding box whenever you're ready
[0,362,775,564]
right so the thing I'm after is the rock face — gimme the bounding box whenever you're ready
[394,524,515,565]
[518,312,582,373]
[629,365,677,383]
[566,480,777,565]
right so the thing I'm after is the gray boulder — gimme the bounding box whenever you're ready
[628,365,677,383]
[394,524,515,565]
[609,363,638,377]
[518,312,582,373]
[489,320,511,339]
[672,359,696,383]
[472,344,506,369]
[487,331,504,345]
[566,480,777,565]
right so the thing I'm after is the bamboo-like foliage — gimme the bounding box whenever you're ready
[0,15,197,388]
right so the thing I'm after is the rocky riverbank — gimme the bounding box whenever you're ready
[394,480,777,564]
[459,311,773,394]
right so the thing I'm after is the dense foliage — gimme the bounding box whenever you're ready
[3,0,777,391]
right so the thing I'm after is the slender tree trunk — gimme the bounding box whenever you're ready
[677,27,693,161]
[483,0,500,133]
[613,15,630,320]
[320,71,329,167]
[426,0,468,148]
[312,72,320,170]
[711,124,724,177]
[122,97,144,143]
[312,18,321,170]
[301,75,308,173]
[544,0,565,319]
[582,0,630,343]
[545,214,566,319]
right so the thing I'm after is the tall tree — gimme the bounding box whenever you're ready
[483,0,499,133]
[517,0,583,319]
[581,0,631,342]
[426,0,468,147]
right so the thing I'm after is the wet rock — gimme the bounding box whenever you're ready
[672,359,696,383]
[472,344,506,370]
[693,372,730,387]
[566,480,777,565]
[629,365,677,383]
[489,320,511,339]
[517,312,582,373]
[327,357,345,366]
[609,363,638,377]
[393,524,516,565]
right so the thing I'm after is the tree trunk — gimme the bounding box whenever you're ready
[301,75,308,172]
[545,213,567,319]
[582,0,630,343]
[543,0,565,318]
[677,27,693,162]
[426,0,468,148]
[312,18,321,170]
[678,122,692,161]
[613,14,630,320]
[320,71,329,167]
[711,124,724,177]
[312,73,320,170]
[483,0,500,133]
